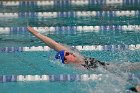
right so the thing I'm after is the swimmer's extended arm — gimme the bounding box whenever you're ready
[27,26,68,52]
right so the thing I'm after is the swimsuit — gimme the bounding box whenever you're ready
[81,57,109,69]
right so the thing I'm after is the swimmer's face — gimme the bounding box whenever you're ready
[136,86,140,92]
[64,51,77,64]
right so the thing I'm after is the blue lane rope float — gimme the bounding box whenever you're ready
[0,11,139,18]
[0,44,140,53]
[1,0,140,7]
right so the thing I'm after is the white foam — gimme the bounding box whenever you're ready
[81,74,89,81]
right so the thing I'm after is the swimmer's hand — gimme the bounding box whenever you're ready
[27,26,40,35]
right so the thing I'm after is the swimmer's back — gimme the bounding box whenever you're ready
[81,57,109,70]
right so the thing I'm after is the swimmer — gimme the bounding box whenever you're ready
[27,26,109,69]
[27,27,140,92]
[27,27,140,71]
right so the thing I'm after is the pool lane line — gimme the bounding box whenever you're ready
[0,10,140,18]
[0,0,140,7]
[0,44,140,53]
[0,73,139,83]
[0,25,140,35]
[0,74,102,82]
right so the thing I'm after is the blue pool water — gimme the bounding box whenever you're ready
[0,0,140,93]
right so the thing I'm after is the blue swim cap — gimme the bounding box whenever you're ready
[55,50,65,64]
